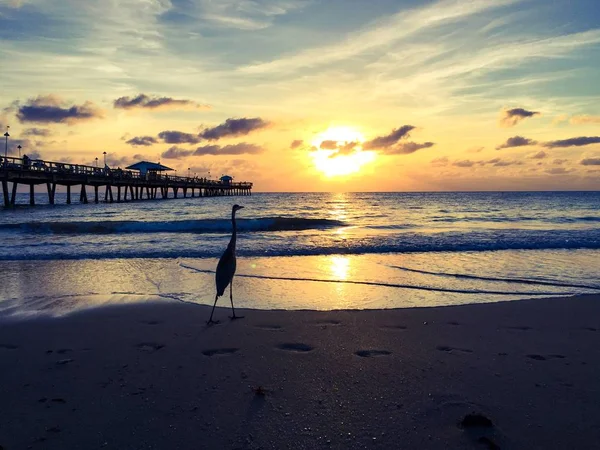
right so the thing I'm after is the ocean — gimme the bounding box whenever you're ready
[1,191,599,318]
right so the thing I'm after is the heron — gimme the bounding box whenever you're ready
[207,204,245,324]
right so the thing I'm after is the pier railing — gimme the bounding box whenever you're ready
[0,156,252,188]
[1,155,253,206]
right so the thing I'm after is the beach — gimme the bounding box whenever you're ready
[1,294,599,449]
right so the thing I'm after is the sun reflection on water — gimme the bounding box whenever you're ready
[329,255,350,280]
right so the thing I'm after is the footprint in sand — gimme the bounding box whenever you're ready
[141,320,163,325]
[255,324,283,331]
[202,348,239,356]
[526,354,565,361]
[355,350,391,358]
[437,345,473,353]
[381,325,407,330]
[447,321,461,326]
[503,325,532,331]
[315,319,341,326]
[0,344,19,350]
[136,343,165,353]
[276,343,314,352]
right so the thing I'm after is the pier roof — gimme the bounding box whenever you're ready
[126,161,173,172]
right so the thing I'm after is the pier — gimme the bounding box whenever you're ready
[0,156,252,207]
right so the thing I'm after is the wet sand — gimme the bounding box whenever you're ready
[0,295,599,449]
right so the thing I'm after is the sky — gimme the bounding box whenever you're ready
[1,0,599,192]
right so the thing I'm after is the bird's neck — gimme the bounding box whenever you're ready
[229,209,238,250]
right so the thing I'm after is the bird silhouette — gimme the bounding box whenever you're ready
[207,204,244,324]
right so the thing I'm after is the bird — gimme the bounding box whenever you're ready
[207,204,244,324]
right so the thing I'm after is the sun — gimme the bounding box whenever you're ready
[310,126,376,177]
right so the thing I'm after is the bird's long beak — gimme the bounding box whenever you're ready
[238,206,245,209]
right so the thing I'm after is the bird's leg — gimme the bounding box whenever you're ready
[229,281,244,320]
[207,294,220,325]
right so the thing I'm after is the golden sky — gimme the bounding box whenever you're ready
[1,0,600,191]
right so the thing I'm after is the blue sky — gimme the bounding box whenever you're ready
[1,0,599,191]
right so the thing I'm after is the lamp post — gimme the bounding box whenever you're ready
[17,145,22,158]
[95,157,98,167]
[187,167,190,178]
[208,170,211,180]
[3,126,9,159]
[103,151,107,167]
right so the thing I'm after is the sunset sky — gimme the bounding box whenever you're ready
[1,0,599,191]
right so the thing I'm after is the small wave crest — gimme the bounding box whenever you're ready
[0,217,346,235]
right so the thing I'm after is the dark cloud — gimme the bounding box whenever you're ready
[320,140,338,150]
[500,108,540,127]
[161,146,194,159]
[290,139,303,149]
[103,152,131,168]
[363,125,414,150]
[453,160,475,167]
[544,136,600,148]
[114,94,209,111]
[383,141,434,155]
[553,159,568,165]
[158,130,202,144]
[496,135,537,150]
[200,118,269,141]
[327,142,361,158]
[22,127,52,137]
[545,167,574,175]
[193,142,264,155]
[126,136,158,147]
[529,151,547,159]
[15,95,103,125]
[581,158,600,166]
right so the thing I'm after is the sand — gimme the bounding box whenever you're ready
[0,295,599,449]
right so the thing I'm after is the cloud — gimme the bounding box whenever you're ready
[499,108,541,127]
[240,0,521,73]
[327,142,361,158]
[319,140,338,150]
[158,130,202,144]
[553,159,568,165]
[545,167,574,175]
[126,136,158,147]
[193,142,264,155]
[15,95,103,125]
[383,141,434,155]
[467,146,484,153]
[431,156,448,166]
[453,160,475,167]
[290,139,303,149]
[529,151,547,159]
[200,117,269,140]
[570,115,600,125]
[580,158,600,166]
[544,136,600,148]
[22,127,52,137]
[496,135,537,150]
[113,94,210,111]
[161,146,195,159]
[363,125,414,150]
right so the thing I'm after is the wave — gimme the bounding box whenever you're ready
[0,217,346,235]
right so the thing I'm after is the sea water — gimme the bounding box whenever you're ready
[0,191,599,317]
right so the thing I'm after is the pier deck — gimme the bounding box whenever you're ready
[0,156,252,207]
